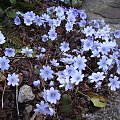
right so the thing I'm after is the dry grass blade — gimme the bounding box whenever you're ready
[16,85,19,115]
[2,80,7,108]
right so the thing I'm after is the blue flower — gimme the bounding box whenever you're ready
[64,65,75,77]
[36,53,45,59]
[92,20,100,28]
[82,26,95,37]
[33,80,40,87]
[114,30,120,38]
[38,47,46,52]
[53,18,61,27]
[23,17,33,26]
[60,56,74,64]
[41,13,50,22]
[65,22,73,32]
[21,47,33,57]
[16,11,24,16]
[66,8,79,18]
[79,20,86,27]
[40,65,54,81]
[70,70,84,85]
[67,13,76,24]
[79,10,87,19]
[46,87,61,104]
[48,28,57,41]
[102,25,111,34]
[95,81,102,89]
[48,19,54,27]
[55,6,65,17]
[49,81,54,87]
[23,11,36,26]
[47,6,55,14]
[0,56,10,71]
[91,49,100,58]
[34,101,55,116]
[56,71,73,91]
[50,59,59,67]
[24,11,35,21]
[88,72,105,83]
[98,42,110,55]
[7,73,19,86]
[41,34,48,42]
[97,56,113,71]
[4,48,15,57]
[60,41,70,52]
[0,31,5,44]
[108,76,120,91]
[42,89,47,101]
[81,38,93,51]
[116,60,120,74]
[34,15,43,26]
[14,16,21,25]
[74,55,87,70]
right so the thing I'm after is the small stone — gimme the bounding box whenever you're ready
[25,105,33,113]
[18,85,35,103]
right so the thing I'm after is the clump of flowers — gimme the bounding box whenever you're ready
[0,5,120,118]
[13,6,120,116]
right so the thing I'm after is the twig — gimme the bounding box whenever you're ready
[0,7,12,16]
[16,86,19,115]
[30,112,37,120]
[2,79,6,108]
[86,65,94,72]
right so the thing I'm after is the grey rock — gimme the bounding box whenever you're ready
[18,85,35,103]
[81,0,120,30]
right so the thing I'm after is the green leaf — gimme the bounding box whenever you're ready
[91,96,107,108]
[6,9,17,18]
[61,94,73,113]
[87,92,108,108]
[0,7,3,12]
[34,67,40,75]
[9,0,16,5]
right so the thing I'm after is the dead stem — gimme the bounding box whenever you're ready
[86,65,94,72]
[2,80,6,108]
[16,86,19,115]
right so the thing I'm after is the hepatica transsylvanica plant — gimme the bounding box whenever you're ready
[0,5,120,117]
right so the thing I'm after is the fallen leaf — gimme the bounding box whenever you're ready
[0,72,6,82]
[87,92,108,108]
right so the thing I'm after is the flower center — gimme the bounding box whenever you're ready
[51,93,55,97]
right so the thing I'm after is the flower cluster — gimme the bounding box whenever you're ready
[14,6,120,115]
[0,5,120,117]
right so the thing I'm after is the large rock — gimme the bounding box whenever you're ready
[81,0,120,30]
[18,85,35,103]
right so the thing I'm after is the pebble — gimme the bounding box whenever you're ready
[18,85,35,103]
[25,105,33,113]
